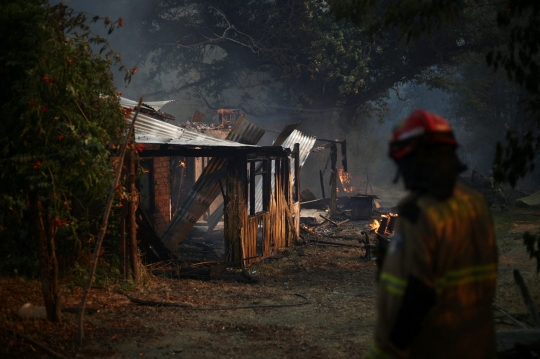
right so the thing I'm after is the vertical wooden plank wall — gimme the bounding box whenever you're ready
[224,156,247,267]
[236,155,298,267]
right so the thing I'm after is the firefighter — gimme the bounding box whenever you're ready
[367,109,498,359]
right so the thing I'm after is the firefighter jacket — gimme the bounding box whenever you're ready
[367,182,498,359]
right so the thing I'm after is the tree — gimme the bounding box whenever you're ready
[0,0,128,321]
[329,0,540,184]
[329,0,540,271]
[133,0,484,129]
[448,56,520,173]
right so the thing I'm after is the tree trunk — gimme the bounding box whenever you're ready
[128,150,139,280]
[29,191,62,322]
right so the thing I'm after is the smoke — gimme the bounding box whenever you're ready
[54,1,522,198]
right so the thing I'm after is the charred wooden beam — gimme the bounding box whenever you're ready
[341,140,347,172]
[249,161,256,216]
[294,143,300,202]
[140,146,290,158]
[320,215,339,226]
[330,143,337,214]
[223,156,248,267]
[319,170,326,199]
[264,159,272,211]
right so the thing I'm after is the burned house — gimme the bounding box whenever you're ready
[120,98,316,267]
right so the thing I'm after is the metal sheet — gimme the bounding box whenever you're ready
[160,116,265,251]
[271,122,301,146]
[120,97,176,111]
[253,129,316,212]
[128,112,255,147]
[282,130,317,168]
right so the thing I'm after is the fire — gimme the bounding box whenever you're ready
[369,219,380,232]
[179,160,186,168]
[300,223,318,235]
[338,168,356,193]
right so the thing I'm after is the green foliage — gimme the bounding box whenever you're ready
[0,0,128,276]
[488,1,540,102]
[486,0,540,187]
[493,131,539,187]
[447,58,520,171]
[329,0,463,42]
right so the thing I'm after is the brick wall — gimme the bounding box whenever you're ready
[152,157,171,234]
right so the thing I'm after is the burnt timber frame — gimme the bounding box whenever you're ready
[139,144,300,268]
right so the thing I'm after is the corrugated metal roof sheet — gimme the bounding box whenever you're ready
[160,116,266,251]
[281,130,317,168]
[254,128,316,212]
[224,115,265,144]
[128,111,255,147]
[271,122,301,146]
[120,97,176,111]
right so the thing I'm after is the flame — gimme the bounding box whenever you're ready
[300,223,317,234]
[179,160,186,168]
[338,168,356,193]
[369,219,380,232]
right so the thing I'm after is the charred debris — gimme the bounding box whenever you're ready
[118,97,396,282]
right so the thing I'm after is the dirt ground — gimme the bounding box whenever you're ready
[1,206,540,359]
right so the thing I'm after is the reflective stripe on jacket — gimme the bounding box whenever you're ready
[368,182,497,359]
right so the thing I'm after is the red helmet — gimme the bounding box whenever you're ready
[389,109,458,160]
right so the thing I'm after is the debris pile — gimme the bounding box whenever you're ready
[298,192,398,262]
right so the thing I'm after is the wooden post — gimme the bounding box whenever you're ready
[319,170,325,199]
[249,161,256,216]
[283,158,289,202]
[224,157,247,267]
[263,159,272,210]
[120,210,128,281]
[330,143,337,215]
[275,156,281,199]
[294,143,300,202]
[128,150,139,280]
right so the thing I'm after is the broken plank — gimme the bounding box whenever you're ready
[309,239,360,248]
[492,303,530,329]
[319,215,339,226]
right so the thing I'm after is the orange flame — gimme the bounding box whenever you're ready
[338,168,356,193]
[370,219,380,232]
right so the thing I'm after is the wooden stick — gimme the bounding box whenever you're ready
[513,269,540,328]
[76,96,145,346]
[310,239,361,248]
[319,215,338,226]
[123,293,191,307]
[492,303,530,329]
[6,328,67,359]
